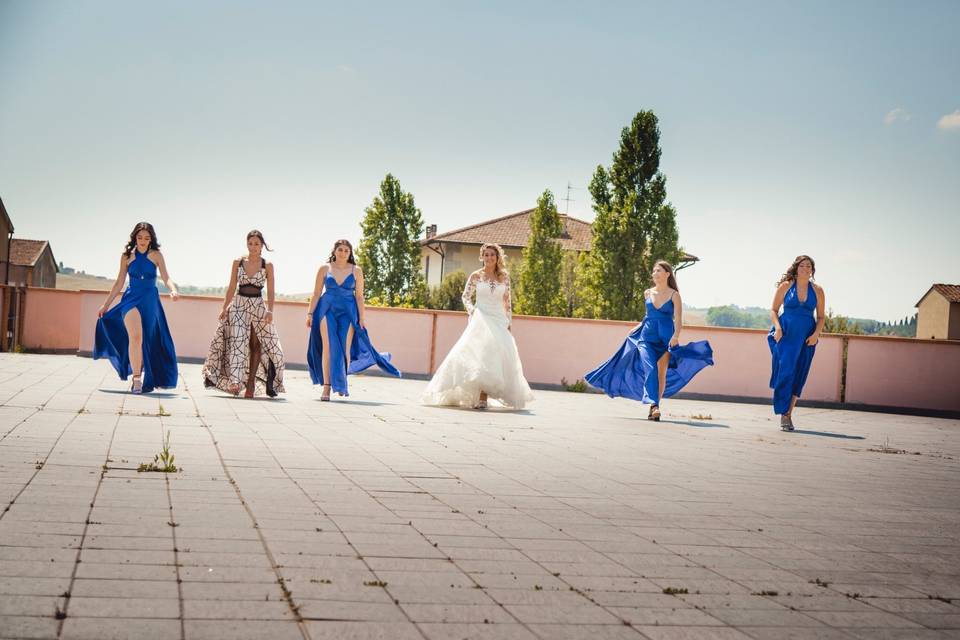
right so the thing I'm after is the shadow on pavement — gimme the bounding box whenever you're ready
[792,429,865,440]
[663,419,731,429]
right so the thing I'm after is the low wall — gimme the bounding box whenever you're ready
[20,287,81,352]
[19,287,960,414]
[845,336,960,412]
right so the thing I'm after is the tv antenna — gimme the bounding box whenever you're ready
[562,181,579,215]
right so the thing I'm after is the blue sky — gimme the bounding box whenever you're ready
[1,0,957,321]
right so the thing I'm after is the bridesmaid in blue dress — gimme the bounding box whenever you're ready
[95,223,179,394]
[768,255,825,431]
[585,260,713,421]
[306,239,400,400]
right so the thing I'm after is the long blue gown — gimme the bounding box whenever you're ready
[585,297,713,405]
[94,249,178,393]
[307,268,401,395]
[768,281,818,415]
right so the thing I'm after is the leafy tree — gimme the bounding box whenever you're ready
[560,251,587,318]
[706,305,768,329]
[576,111,684,320]
[357,174,425,305]
[427,270,468,311]
[823,309,865,335]
[516,190,564,316]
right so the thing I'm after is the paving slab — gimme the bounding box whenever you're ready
[1,354,958,639]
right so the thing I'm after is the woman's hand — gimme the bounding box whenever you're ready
[219,306,229,321]
[358,317,366,329]
[306,314,312,328]
[169,290,179,302]
[264,310,273,325]
[97,305,107,318]
[669,336,679,348]
[773,327,783,343]
[806,333,819,346]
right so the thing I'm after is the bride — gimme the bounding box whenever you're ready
[422,243,534,410]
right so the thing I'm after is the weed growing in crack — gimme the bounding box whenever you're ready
[138,432,180,473]
[364,580,388,587]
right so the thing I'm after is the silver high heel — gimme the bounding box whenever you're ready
[780,415,794,431]
[131,374,143,394]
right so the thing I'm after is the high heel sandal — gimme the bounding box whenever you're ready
[780,414,794,431]
[321,385,331,402]
[131,374,143,395]
[649,405,661,421]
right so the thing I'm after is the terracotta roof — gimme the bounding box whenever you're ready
[917,284,960,306]
[420,209,698,262]
[10,239,53,267]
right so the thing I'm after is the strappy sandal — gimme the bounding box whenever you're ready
[321,385,331,402]
[780,415,794,431]
[131,374,143,395]
[650,405,661,422]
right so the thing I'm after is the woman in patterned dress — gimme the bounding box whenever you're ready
[202,230,285,398]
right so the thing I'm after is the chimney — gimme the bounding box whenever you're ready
[426,224,437,239]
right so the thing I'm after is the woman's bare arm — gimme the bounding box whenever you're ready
[98,254,130,316]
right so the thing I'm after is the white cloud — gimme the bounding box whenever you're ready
[937,109,960,131]
[883,107,910,125]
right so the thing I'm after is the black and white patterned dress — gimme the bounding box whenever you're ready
[202,258,285,396]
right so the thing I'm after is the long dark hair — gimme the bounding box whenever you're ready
[124,222,160,257]
[328,239,356,264]
[777,254,816,286]
[655,260,679,292]
[246,229,272,251]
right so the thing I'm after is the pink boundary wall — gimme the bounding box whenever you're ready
[19,287,960,413]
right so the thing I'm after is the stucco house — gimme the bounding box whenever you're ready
[916,284,960,340]
[419,208,698,286]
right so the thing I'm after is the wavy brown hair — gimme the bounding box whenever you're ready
[328,239,356,265]
[479,243,508,279]
[777,255,816,286]
[654,260,679,293]
[124,222,160,258]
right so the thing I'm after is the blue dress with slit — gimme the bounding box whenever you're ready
[307,268,401,395]
[585,297,713,405]
[94,249,178,392]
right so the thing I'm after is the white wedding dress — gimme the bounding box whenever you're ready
[422,271,534,409]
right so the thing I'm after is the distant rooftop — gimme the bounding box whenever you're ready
[917,283,960,306]
[10,238,54,267]
[421,208,699,263]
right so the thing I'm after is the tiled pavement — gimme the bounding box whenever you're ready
[1,353,958,640]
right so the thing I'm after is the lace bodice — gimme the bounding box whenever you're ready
[462,271,513,324]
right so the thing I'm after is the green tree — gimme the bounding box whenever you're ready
[576,111,684,320]
[427,270,468,311]
[357,174,425,305]
[706,305,767,329]
[823,309,865,335]
[560,251,587,318]
[516,190,564,316]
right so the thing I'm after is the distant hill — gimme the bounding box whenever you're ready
[56,272,114,291]
[55,266,309,301]
[691,303,917,337]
